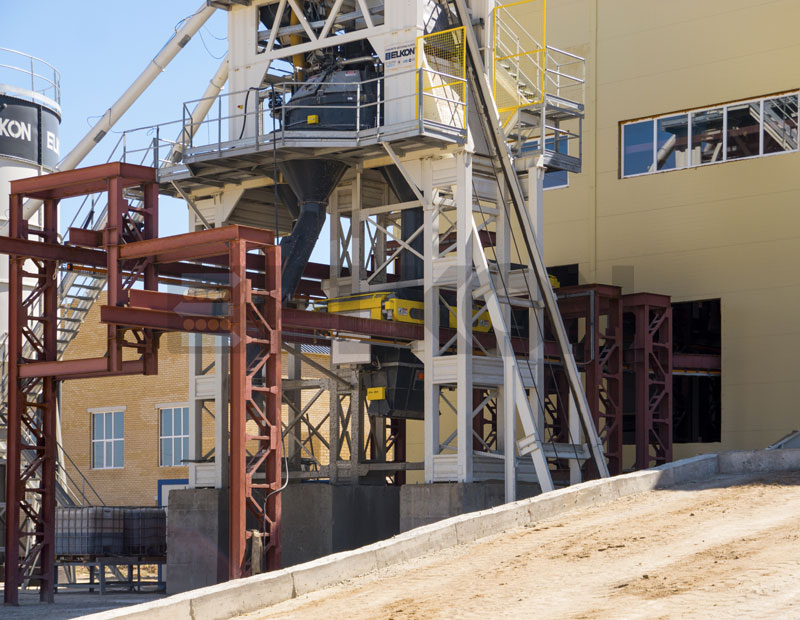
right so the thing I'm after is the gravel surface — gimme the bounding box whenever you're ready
[239,472,800,620]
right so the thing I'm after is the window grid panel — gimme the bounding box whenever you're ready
[91,410,124,469]
[160,406,190,467]
[621,91,799,178]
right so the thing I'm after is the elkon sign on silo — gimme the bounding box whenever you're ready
[0,48,62,337]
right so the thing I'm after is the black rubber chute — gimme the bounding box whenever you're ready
[278,159,348,301]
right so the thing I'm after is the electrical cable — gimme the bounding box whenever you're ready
[198,30,227,60]
[203,25,227,40]
[238,87,261,140]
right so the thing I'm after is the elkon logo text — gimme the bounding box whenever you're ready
[385,46,415,61]
[0,117,32,142]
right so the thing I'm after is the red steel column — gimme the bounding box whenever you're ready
[105,176,124,373]
[262,244,282,571]
[625,294,673,470]
[4,193,23,605]
[38,198,59,602]
[229,239,248,579]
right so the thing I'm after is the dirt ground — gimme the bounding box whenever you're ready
[242,471,800,620]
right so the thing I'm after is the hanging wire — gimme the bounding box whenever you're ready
[198,30,227,60]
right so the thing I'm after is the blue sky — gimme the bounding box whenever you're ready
[4,1,229,237]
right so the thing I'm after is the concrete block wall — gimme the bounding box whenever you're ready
[166,488,229,594]
[78,450,800,620]
[399,481,540,531]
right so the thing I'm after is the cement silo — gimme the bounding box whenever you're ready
[0,48,61,337]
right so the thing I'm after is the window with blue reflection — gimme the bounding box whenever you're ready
[623,120,654,176]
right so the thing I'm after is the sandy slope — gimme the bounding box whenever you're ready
[241,471,800,620]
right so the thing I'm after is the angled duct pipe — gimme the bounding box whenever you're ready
[278,159,348,300]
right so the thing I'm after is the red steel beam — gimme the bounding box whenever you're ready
[119,224,273,261]
[18,358,146,379]
[100,306,230,335]
[673,353,721,372]
[10,162,155,200]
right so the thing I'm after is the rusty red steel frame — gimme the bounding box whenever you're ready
[2,162,281,604]
[539,284,624,478]
[623,293,673,470]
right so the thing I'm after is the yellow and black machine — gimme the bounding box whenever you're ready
[313,292,496,420]
[312,274,558,420]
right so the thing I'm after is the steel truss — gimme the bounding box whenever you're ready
[2,162,282,603]
[542,285,624,479]
[623,293,673,470]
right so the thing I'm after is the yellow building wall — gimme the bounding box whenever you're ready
[540,0,800,458]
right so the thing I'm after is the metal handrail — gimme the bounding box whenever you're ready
[119,67,469,166]
[0,47,61,104]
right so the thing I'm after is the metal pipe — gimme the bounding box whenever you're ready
[0,2,216,234]
[169,53,229,163]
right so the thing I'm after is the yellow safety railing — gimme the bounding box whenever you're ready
[416,26,467,130]
[493,0,546,128]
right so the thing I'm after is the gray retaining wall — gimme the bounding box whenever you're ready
[77,449,800,620]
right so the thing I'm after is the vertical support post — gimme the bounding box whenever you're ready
[228,239,248,580]
[106,177,124,373]
[286,343,302,470]
[349,373,362,483]
[262,244,282,571]
[528,161,545,435]
[214,335,229,490]
[39,197,59,603]
[625,294,673,470]
[4,192,23,605]
[422,158,439,482]
[188,333,203,485]
[329,382,340,483]
[351,169,363,294]
[456,151,474,482]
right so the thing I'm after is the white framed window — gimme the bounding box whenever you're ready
[621,91,799,178]
[160,405,189,467]
[91,408,124,469]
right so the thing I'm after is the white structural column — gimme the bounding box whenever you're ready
[494,172,517,501]
[188,333,204,478]
[422,158,439,483]
[214,336,229,489]
[456,151,475,482]
[351,169,365,294]
[528,161,546,434]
